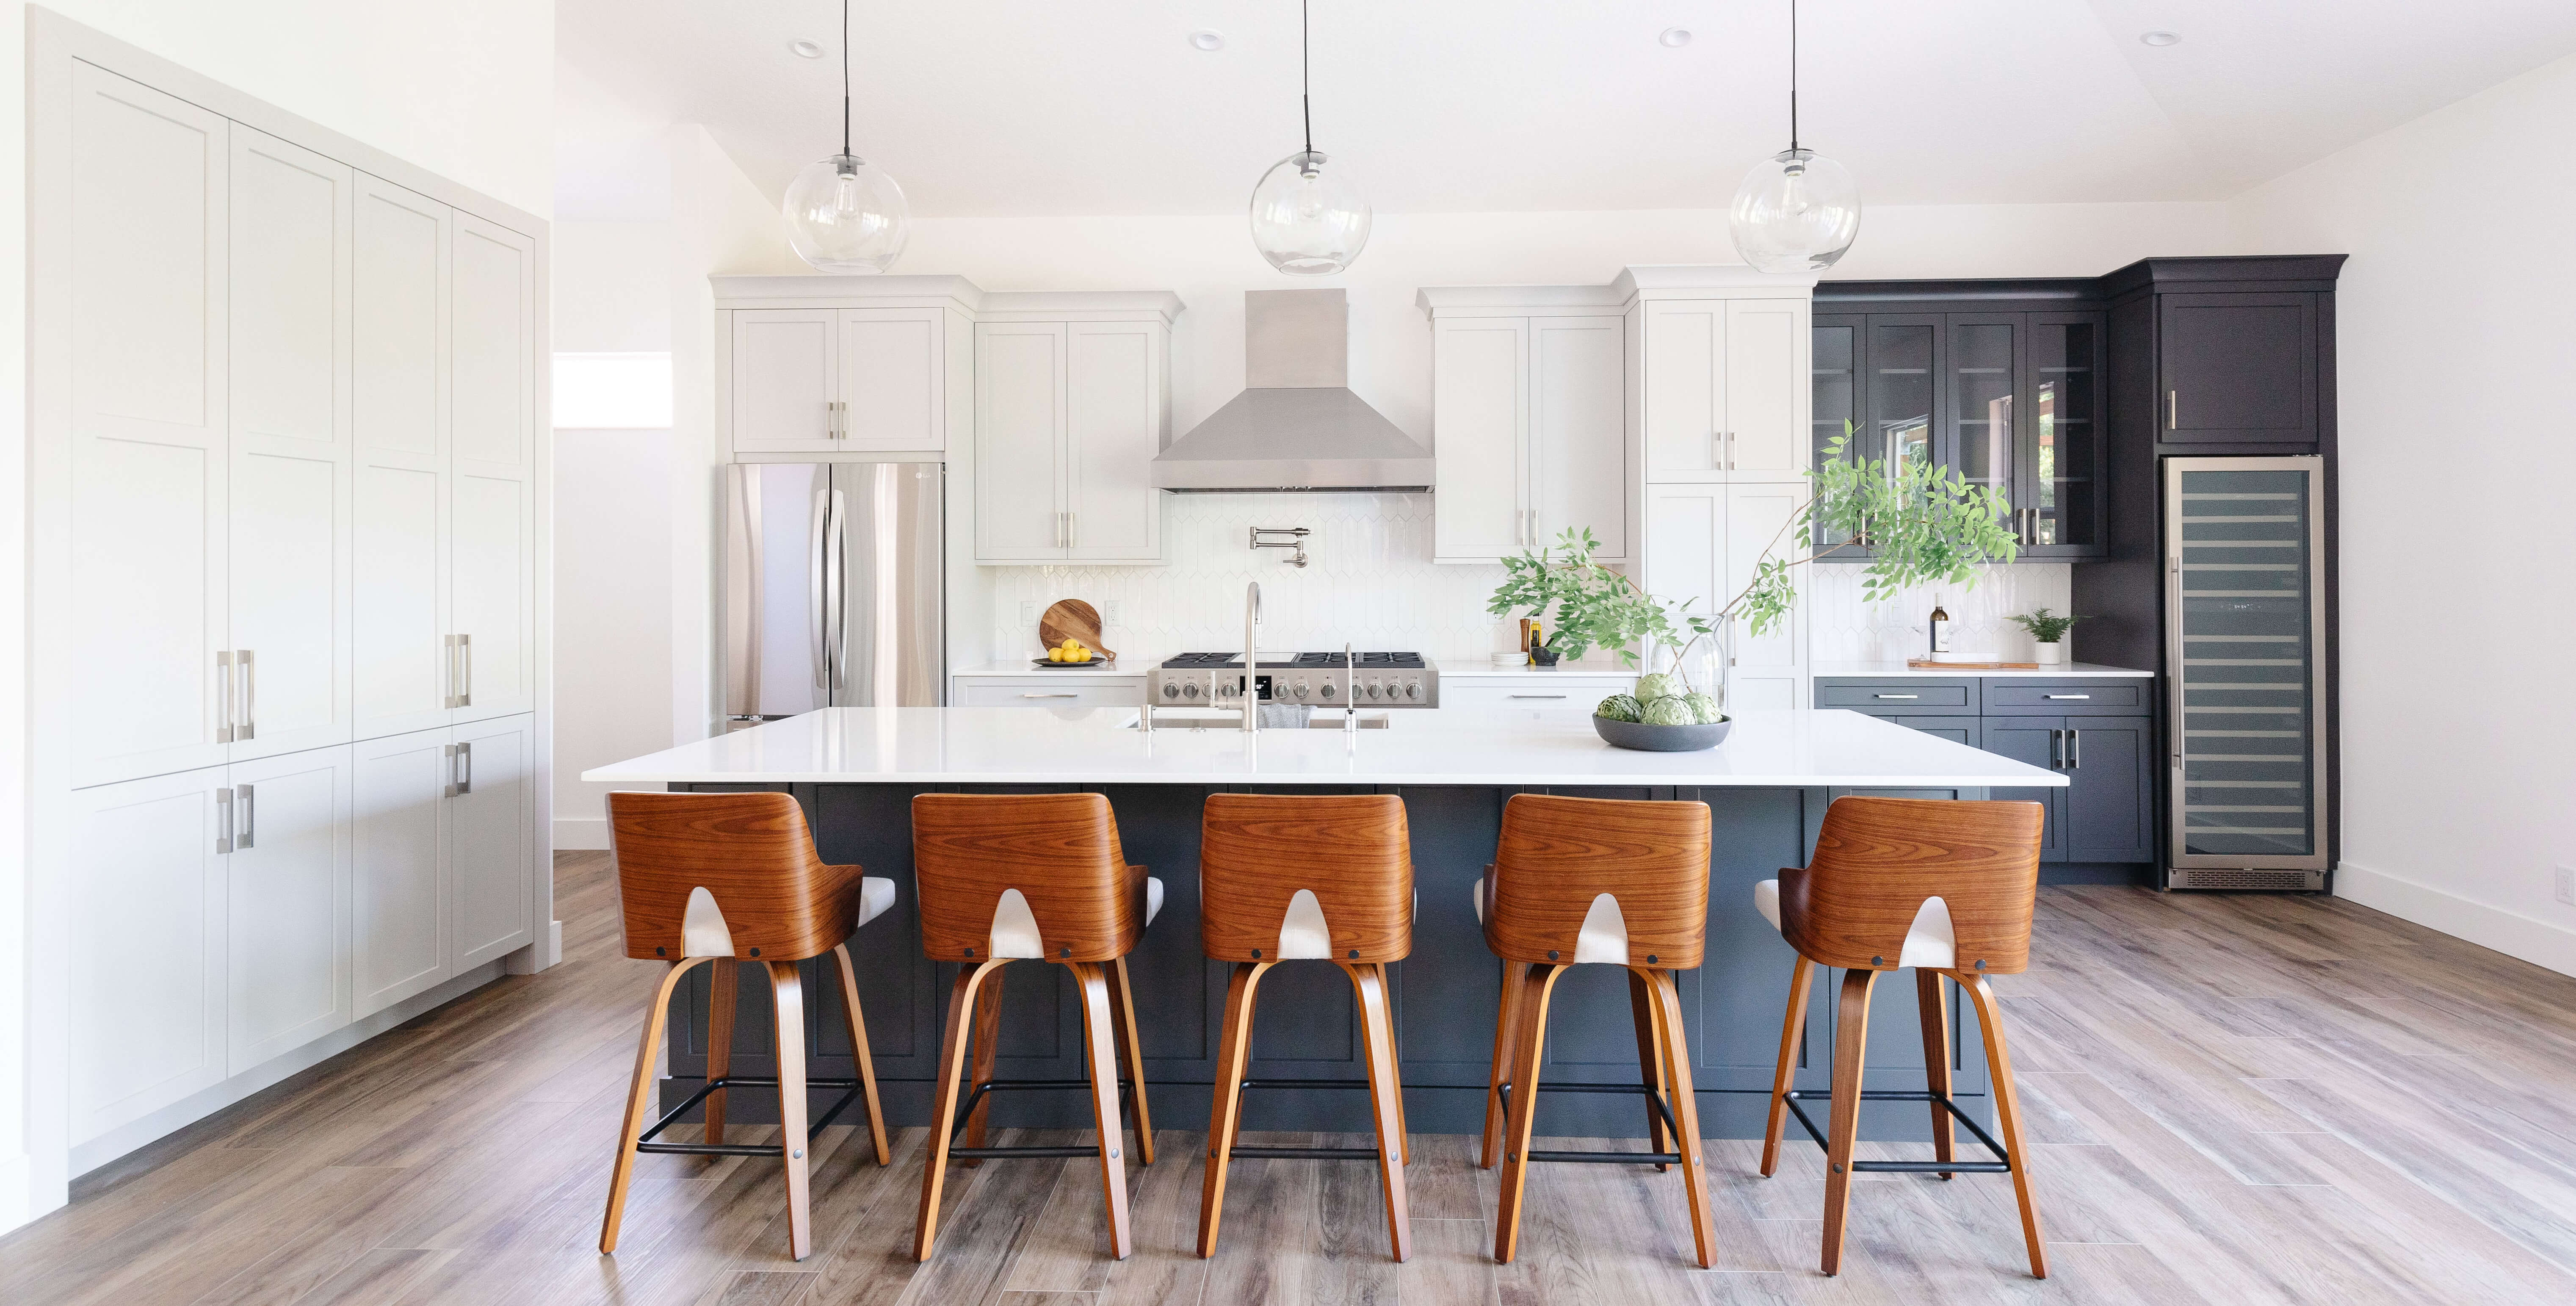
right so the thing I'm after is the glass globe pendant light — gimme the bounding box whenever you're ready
[783,0,909,273]
[1249,0,1370,274]
[1729,0,1861,274]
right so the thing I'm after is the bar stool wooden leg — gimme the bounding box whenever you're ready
[832,944,891,1166]
[768,961,815,1261]
[1481,957,1528,1170]
[917,959,1003,1261]
[1644,967,1717,1268]
[1343,961,1413,1262]
[1628,969,1672,1172]
[1198,960,1272,1257]
[959,967,1006,1167]
[1917,970,1956,1181]
[1760,955,1815,1179]
[1108,955,1156,1166]
[1375,963,1411,1166]
[1821,967,1877,1276]
[704,960,737,1146]
[1493,962,1564,1264]
[1069,960,1134,1259]
[600,957,708,1254]
[1961,974,2048,1278]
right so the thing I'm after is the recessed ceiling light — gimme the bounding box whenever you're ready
[1189,30,1224,52]
[1659,28,1693,48]
[2139,30,2181,47]
[789,39,824,59]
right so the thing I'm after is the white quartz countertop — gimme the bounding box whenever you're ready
[583,706,2067,789]
[951,660,1144,678]
[1812,661,2153,678]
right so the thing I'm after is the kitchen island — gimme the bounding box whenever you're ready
[584,706,2064,1139]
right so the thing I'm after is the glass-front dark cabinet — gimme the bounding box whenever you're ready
[1813,309,2106,559]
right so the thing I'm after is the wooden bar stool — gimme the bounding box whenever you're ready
[1476,793,1716,1267]
[1196,793,1414,1262]
[597,791,895,1262]
[911,792,1161,1262]
[1753,795,2049,1278]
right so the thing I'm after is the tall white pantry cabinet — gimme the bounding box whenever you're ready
[31,35,549,1175]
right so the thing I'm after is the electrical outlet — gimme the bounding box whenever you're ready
[1104,600,1122,625]
[1019,600,1037,625]
[2557,866,2576,907]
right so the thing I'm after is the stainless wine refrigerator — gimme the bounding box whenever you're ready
[724,462,945,728]
[2161,456,2329,891]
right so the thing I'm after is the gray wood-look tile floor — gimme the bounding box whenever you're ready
[7,851,2575,1304]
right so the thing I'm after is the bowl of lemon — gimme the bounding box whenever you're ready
[1033,639,1103,668]
[1591,673,1730,751]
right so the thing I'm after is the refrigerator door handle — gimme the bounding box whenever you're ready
[810,486,831,695]
[825,487,849,702]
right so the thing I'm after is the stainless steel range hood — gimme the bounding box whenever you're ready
[1151,288,1433,493]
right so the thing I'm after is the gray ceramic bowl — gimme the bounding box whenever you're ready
[1592,714,1732,752]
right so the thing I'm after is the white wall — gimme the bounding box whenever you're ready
[2233,49,2576,973]
[0,0,553,1236]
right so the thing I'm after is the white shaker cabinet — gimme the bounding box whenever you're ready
[1421,296,1628,564]
[224,744,352,1072]
[448,213,538,722]
[1641,296,1810,482]
[69,766,232,1145]
[228,126,354,762]
[728,309,837,452]
[728,306,954,454]
[973,315,1171,564]
[446,714,535,971]
[351,728,451,1017]
[66,65,233,789]
[1645,483,1810,713]
[351,175,453,742]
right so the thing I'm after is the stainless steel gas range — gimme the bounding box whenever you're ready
[1150,651,1440,708]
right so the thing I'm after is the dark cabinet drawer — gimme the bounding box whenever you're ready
[1817,679,1977,714]
[1983,680,2148,714]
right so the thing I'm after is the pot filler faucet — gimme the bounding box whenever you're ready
[1242,581,1261,732]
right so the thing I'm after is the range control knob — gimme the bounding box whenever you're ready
[1405,681,1422,700]
[1183,682,1200,699]
[1293,681,1309,699]
[1162,682,1180,700]
[1366,681,1382,700]
[1319,682,1338,699]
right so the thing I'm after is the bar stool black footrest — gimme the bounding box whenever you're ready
[1495,1080,1683,1165]
[944,1076,1142,1159]
[634,1074,873,1157]
[1212,1078,1395,1161]
[1781,1087,2014,1174]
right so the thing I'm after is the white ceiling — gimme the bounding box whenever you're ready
[555,0,2576,220]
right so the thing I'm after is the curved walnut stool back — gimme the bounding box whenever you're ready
[597,791,897,1262]
[910,792,1162,1262]
[1475,792,1717,1268]
[1753,795,2049,1279]
[1195,793,1415,1262]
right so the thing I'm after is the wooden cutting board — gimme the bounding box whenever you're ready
[1038,599,1114,661]
[1906,658,2038,670]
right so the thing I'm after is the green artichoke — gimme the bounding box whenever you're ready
[1594,693,1643,723]
[1682,692,1724,725]
[1633,672,1682,703]
[1641,696,1698,726]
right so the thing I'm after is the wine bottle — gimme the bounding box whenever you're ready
[1929,600,1953,656]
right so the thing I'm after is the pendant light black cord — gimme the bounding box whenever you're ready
[840,0,853,160]
[1301,0,1314,156]
[1788,0,1800,152]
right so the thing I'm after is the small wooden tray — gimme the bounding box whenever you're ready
[1906,658,2038,670]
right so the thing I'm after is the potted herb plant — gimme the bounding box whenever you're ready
[1488,429,2023,750]
[2008,608,2082,665]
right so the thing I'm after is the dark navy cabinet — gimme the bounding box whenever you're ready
[1817,675,2155,882]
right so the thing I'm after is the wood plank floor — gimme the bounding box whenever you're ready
[8,851,2576,1304]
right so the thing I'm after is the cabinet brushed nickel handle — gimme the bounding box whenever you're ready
[1021,692,1079,699]
[216,786,234,854]
[458,740,473,794]
[1711,432,1724,468]
[1874,693,1919,700]
[2050,728,2063,769]
[2167,390,2178,429]
[1509,693,1568,699]
[2069,728,2081,769]
[459,634,473,708]
[239,650,255,740]
[236,783,255,850]
[2045,693,2090,700]
[217,650,235,743]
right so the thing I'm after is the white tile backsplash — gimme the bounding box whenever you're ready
[988,494,2076,667]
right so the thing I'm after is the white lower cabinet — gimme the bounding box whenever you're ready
[70,766,231,1146]
[353,714,534,1017]
[1440,677,1641,710]
[447,714,534,971]
[225,745,352,1073]
[954,676,1146,708]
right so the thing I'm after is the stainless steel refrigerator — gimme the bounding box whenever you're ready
[724,462,943,727]
[2163,456,2328,890]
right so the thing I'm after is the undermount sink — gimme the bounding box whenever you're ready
[1127,708,1391,730]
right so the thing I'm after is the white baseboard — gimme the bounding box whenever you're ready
[65,960,509,1179]
[2337,860,2576,979]
[554,816,609,850]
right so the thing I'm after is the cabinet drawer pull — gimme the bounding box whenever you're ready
[239,650,256,740]
[2049,728,2062,769]
[217,650,235,743]
[1021,692,1080,699]
[1509,693,1568,699]
[1873,693,1919,700]
[236,783,255,850]
[2044,693,2090,700]
[2068,728,2081,769]
[2168,389,2178,429]
[216,785,234,855]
